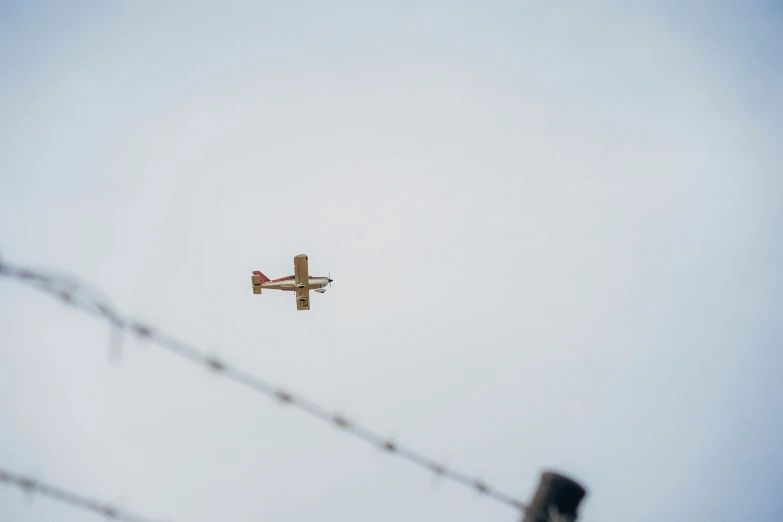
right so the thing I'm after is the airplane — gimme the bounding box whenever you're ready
[250,254,332,310]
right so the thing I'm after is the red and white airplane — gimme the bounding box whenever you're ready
[251,254,332,310]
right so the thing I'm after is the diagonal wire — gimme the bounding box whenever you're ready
[0,259,528,513]
[0,467,167,522]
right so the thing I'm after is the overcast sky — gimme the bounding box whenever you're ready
[1,2,782,521]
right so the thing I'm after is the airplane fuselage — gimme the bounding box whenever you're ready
[258,275,330,293]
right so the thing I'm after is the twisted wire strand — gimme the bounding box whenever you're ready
[0,467,167,522]
[0,260,528,513]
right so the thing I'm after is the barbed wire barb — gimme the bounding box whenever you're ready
[0,467,166,522]
[0,259,529,514]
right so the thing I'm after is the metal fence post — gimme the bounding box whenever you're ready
[522,471,587,522]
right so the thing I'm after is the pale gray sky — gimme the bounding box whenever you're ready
[2,2,782,521]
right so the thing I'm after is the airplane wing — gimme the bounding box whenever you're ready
[296,288,310,310]
[294,254,309,287]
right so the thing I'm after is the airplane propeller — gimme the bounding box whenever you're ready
[328,273,332,288]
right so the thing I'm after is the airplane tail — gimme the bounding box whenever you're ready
[252,270,270,284]
[252,270,270,294]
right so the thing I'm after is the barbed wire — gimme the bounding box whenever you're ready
[0,259,529,513]
[0,467,167,522]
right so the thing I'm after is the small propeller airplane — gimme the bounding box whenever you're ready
[251,254,332,310]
